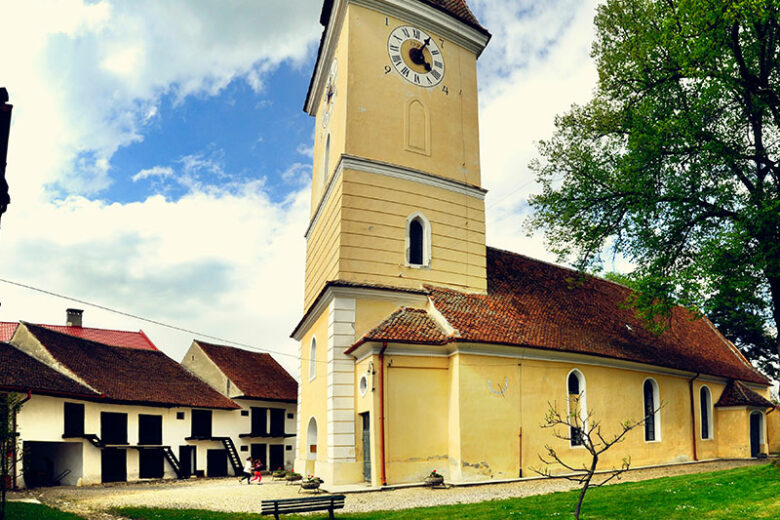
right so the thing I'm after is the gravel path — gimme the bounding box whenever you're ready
[10,459,765,517]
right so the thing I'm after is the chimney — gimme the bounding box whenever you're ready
[66,308,83,327]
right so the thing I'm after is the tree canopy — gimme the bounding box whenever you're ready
[530,0,780,378]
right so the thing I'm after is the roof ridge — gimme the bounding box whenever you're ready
[25,322,164,355]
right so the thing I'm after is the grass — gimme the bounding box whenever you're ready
[115,464,780,520]
[4,501,86,520]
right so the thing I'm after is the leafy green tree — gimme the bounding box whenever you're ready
[530,0,780,378]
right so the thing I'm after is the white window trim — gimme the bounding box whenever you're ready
[405,212,432,268]
[700,385,714,440]
[566,369,588,448]
[309,337,317,381]
[642,377,662,443]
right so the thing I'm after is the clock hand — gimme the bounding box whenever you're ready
[409,37,433,72]
[420,38,432,72]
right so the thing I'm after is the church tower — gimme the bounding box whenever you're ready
[293,0,490,485]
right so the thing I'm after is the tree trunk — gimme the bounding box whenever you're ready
[573,456,599,520]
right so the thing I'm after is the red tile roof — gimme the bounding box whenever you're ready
[0,341,98,397]
[421,0,486,32]
[348,248,768,385]
[319,0,488,34]
[0,321,158,350]
[23,324,239,409]
[355,307,448,347]
[196,341,298,402]
[715,379,775,408]
[0,322,16,342]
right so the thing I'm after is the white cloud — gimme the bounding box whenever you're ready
[473,0,601,263]
[132,166,174,182]
[0,0,321,378]
[0,0,610,381]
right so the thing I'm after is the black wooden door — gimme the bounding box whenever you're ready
[361,413,371,482]
[138,415,163,445]
[251,443,267,469]
[207,449,228,477]
[268,444,284,472]
[139,449,164,479]
[63,402,84,437]
[101,448,127,483]
[178,446,195,478]
[750,413,761,457]
[101,412,128,445]
[251,407,267,436]
[191,410,212,438]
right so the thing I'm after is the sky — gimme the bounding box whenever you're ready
[0,0,602,379]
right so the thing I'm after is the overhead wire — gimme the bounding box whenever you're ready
[0,276,538,368]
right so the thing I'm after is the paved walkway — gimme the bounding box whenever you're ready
[10,459,766,518]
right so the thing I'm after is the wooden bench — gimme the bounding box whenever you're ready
[261,495,346,519]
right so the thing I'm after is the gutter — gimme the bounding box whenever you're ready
[379,342,388,486]
[688,373,700,461]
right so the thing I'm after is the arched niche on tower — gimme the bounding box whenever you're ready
[405,98,430,156]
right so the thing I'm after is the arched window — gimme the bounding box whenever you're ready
[405,213,431,267]
[567,370,586,447]
[322,134,331,189]
[306,417,318,460]
[643,378,660,442]
[700,386,713,440]
[309,337,317,381]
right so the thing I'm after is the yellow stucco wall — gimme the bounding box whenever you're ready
[767,408,780,453]
[338,168,486,293]
[353,349,771,486]
[384,355,450,483]
[303,4,487,310]
[304,180,343,308]
[294,307,330,477]
[344,5,482,187]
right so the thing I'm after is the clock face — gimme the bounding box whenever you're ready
[387,25,445,88]
[322,59,337,128]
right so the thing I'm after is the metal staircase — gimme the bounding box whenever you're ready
[214,437,242,475]
[162,446,184,479]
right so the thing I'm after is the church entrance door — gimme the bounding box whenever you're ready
[750,412,762,457]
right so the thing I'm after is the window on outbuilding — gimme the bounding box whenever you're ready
[700,386,713,440]
[643,379,660,442]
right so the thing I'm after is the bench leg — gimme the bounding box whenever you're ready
[329,506,334,519]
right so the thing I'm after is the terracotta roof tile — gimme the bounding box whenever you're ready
[0,341,98,397]
[0,322,16,342]
[715,379,775,408]
[0,321,157,350]
[196,341,298,402]
[24,324,239,409]
[319,0,487,34]
[356,307,448,346]
[423,248,769,384]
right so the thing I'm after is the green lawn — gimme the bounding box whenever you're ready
[4,501,86,520]
[115,463,780,520]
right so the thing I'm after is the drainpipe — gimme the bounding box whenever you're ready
[688,374,699,461]
[379,342,388,486]
[11,390,32,489]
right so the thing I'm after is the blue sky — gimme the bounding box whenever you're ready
[105,66,315,204]
[0,0,601,377]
